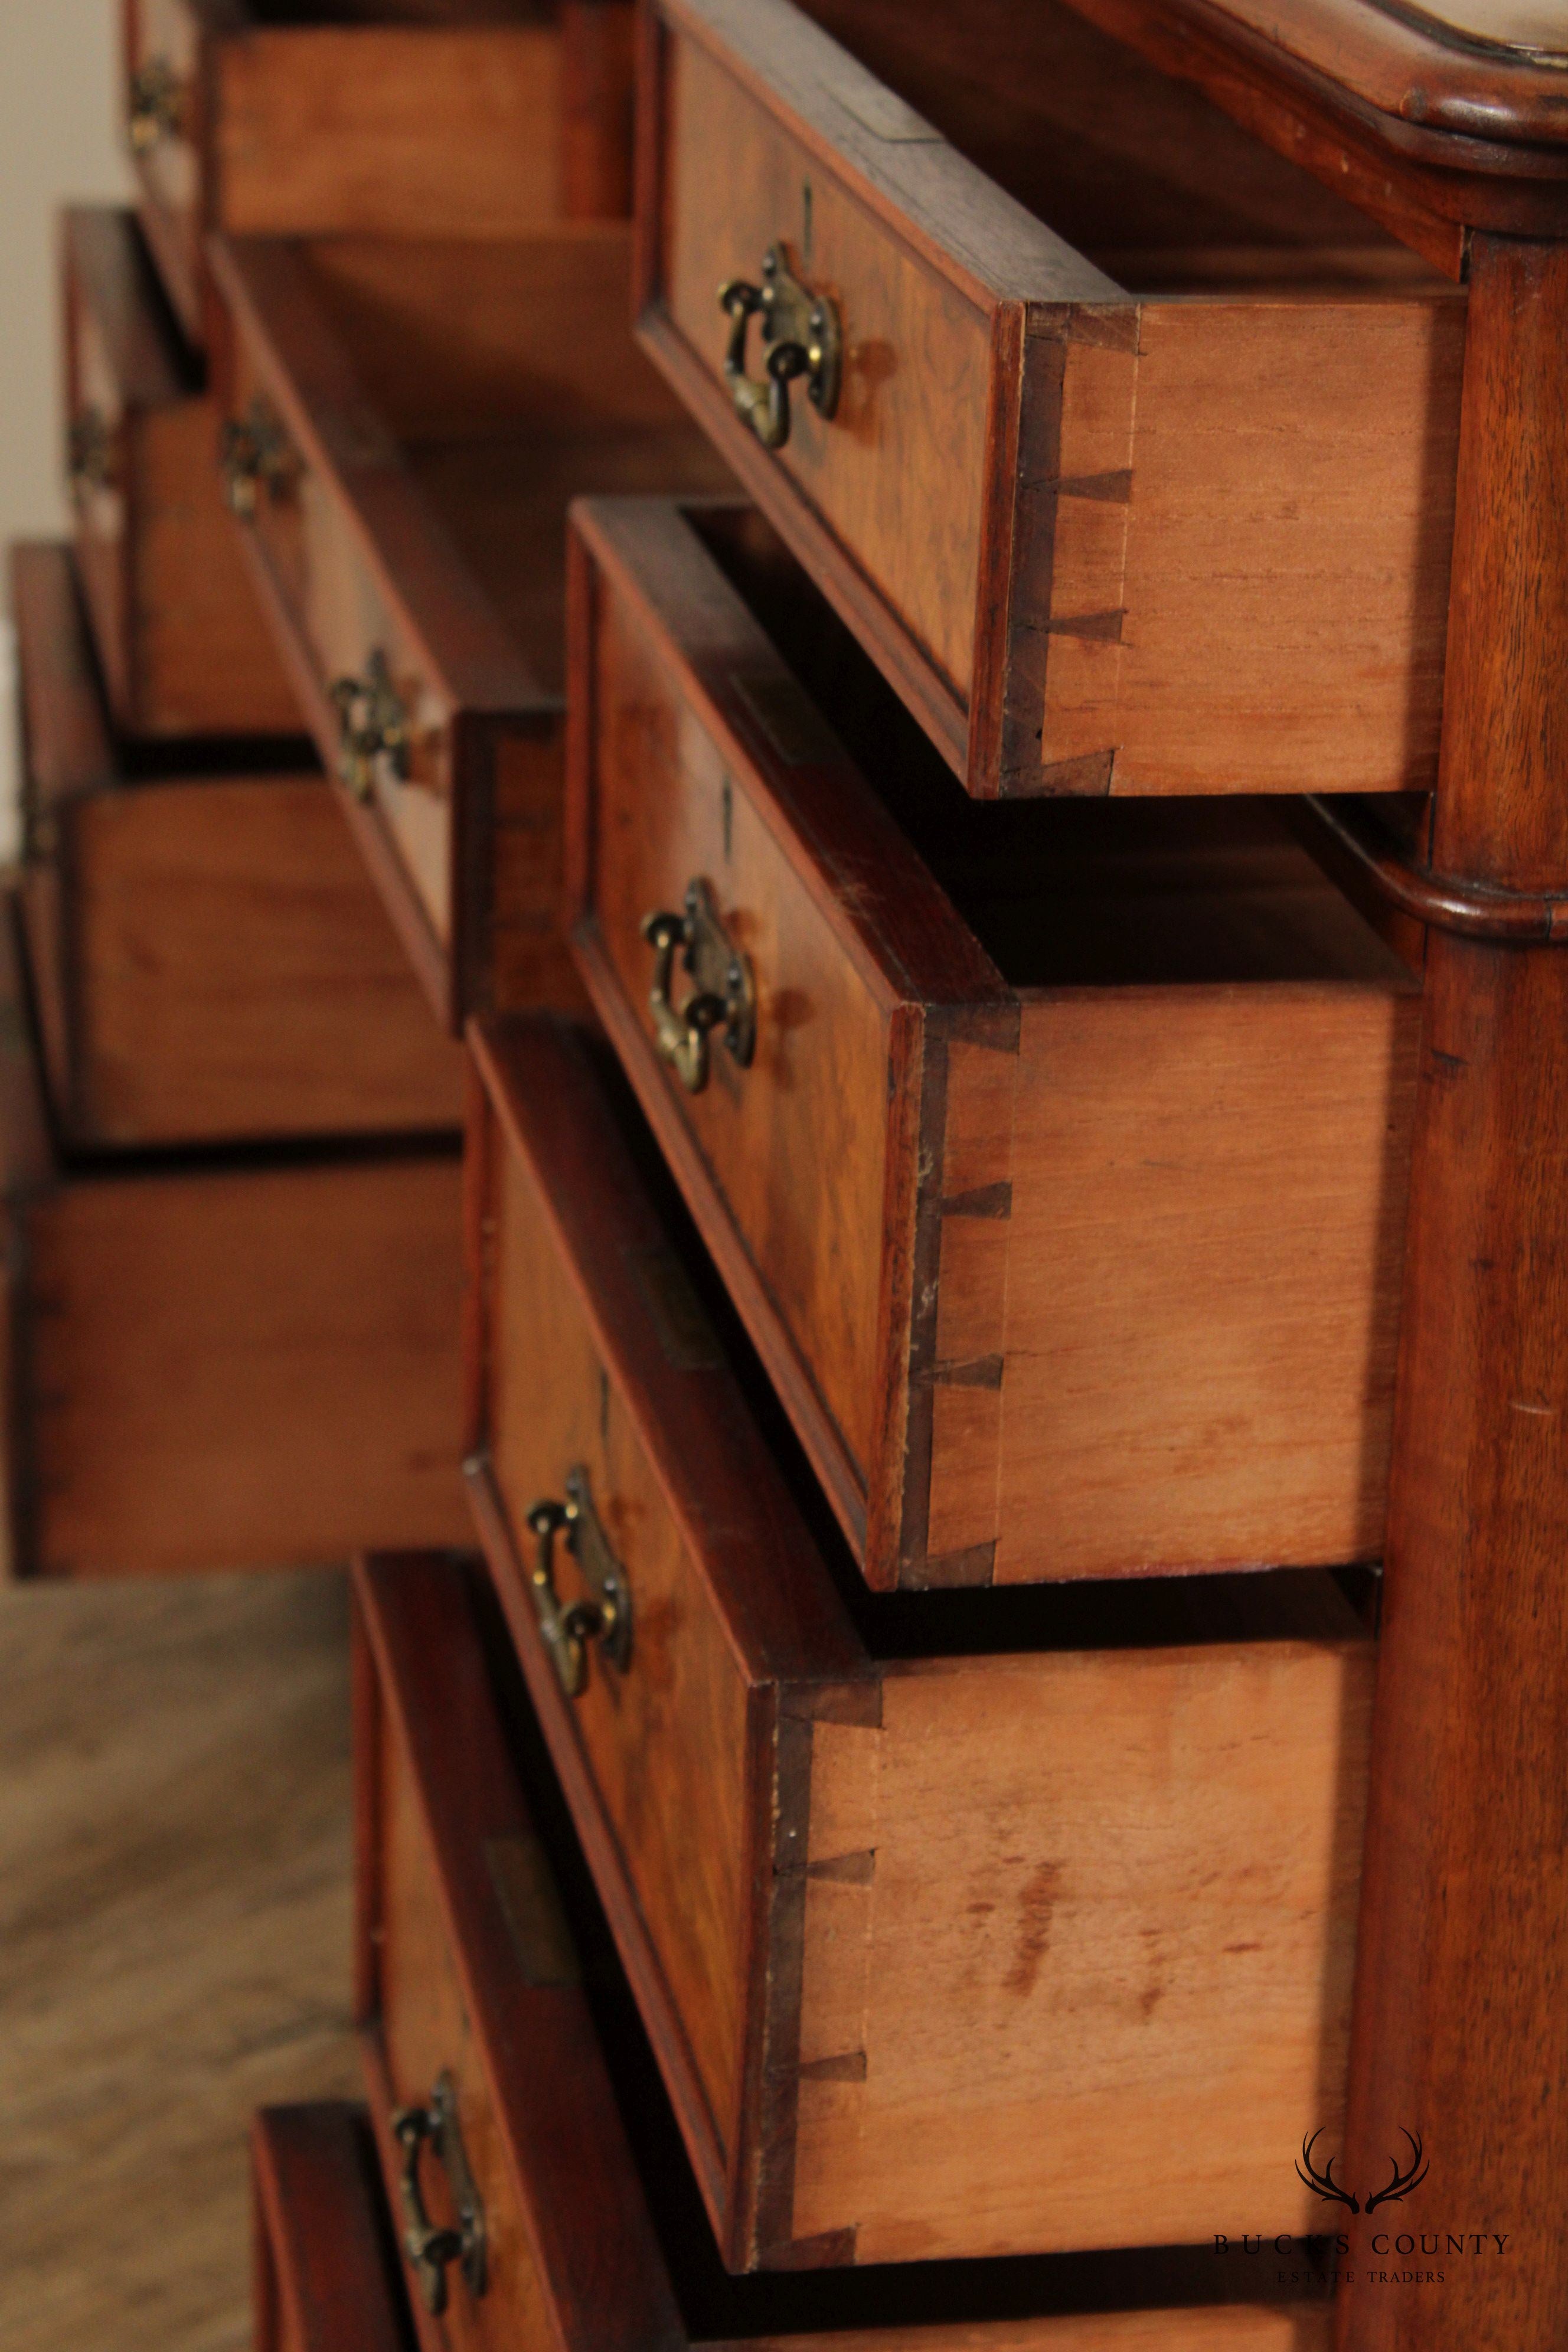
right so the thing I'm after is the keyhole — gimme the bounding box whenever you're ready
[721,776,734,861]
[802,181,814,268]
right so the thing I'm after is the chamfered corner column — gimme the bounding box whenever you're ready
[1337,234,1568,2350]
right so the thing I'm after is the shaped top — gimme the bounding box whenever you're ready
[1079,0,1568,173]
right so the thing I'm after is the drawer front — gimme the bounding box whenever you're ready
[639,0,1464,801]
[223,315,459,952]
[583,547,896,1514]
[126,0,205,340]
[211,234,580,1031]
[64,234,135,720]
[373,1684,563,2352]
[465,1014,870,2248]
[353,1554,685,2352]
[64,206,303,737]
[568,499,1010,1559]
[252,2105,412,2352]
[478,1047,760,2194]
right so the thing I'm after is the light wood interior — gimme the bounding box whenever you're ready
[297,235,731,692]
[693,508,1411,991]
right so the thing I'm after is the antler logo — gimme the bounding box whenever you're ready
[1297,2129,1429,2216]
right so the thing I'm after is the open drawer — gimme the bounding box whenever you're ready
[12,540,462,1149]
[125,0,638,346]
[566,499,1420,1589]
[462,1014,1373,2268]
[634,0,1466,799]
[208,229,731,1029]
[0,897,468,1577]
[355,1546,1337,2330]
[63,205,299,739]
[253,2105,413,2352]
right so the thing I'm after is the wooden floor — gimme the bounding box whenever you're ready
[0,1569,360,2352]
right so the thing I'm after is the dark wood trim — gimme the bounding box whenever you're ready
[250,2104,409,2352]
[1059,0,1567,253]
[1069,0,1568,169]
[1338,233,1568,2352]
[1302,795,1568,942]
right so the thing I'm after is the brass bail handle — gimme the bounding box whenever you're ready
[390,2073,486,2317]
[328,650,412,802]
[221,398,295,521]
[717,244,841,452]
[641,878,756,1096]
[67,408,117,497]
[524,1465,632,1701]
[128,56,186,153]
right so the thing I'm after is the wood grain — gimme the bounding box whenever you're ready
[1337,235,1568,2352]
[14,540,464,1148]
[465,1012,1374,2269]
[125,0,640,342]
[0,1569,358,2352]
[642,0,1465,799]
[353,1552,685,2352]
[569,498,1420,1589]
[22,1150,470,1576]
[252,2105,411,2352]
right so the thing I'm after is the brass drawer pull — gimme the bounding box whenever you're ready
[67,409,117,497]
[390,2072,486,2317]
[641,879,756,1095]
[524,1464,632,1700]
[717,244,841,450]
[128,57,186,153]
[221,397,296,520]
[329,651,412,802]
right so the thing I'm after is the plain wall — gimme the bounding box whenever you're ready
[0,0,132,546]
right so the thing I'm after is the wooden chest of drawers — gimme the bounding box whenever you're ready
[208,230,730,1028]
[463,1013,1373,2267]
[353,1547,1334,2343]
[13,540,463,1149]
[566,499,1420,1589]
[63,205,298,740]
[125,0,637,345]
[0,901,469,1577]
[633,0,1465,799]
[252,2105,409,2352]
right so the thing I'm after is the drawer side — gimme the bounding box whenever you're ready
[792,1637,1371,2259]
